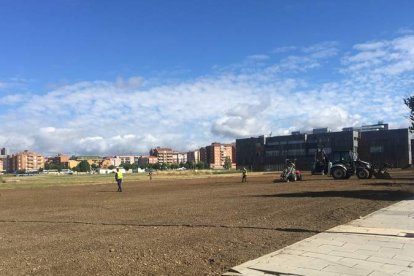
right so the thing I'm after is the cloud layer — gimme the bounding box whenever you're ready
[1,35,413,155]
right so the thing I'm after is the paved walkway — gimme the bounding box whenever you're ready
[224,199,414,276]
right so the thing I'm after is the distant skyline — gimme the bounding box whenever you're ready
[1,0,414,155]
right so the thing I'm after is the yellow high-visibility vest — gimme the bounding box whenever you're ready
[117,171,123,179]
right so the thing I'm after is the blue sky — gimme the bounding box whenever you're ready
[1,0,414,155]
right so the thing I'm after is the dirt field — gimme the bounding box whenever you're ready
[0,170,413,275]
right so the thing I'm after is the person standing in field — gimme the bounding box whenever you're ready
[242,168,247,183]
[148,170,153,181]
[115,168,123,192]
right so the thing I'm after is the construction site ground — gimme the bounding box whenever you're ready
[0,170,413,275]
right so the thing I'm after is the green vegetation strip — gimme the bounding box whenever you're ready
[0,170,254,190]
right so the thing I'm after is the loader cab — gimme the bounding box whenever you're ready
[331,151,356,164]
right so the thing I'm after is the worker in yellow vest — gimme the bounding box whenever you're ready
[242,168,247,183]
[115,168,123,192]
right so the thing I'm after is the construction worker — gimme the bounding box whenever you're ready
[115,168,123,192]
[241,167,247,183]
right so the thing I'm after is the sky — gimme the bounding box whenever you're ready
[1,0,414,156]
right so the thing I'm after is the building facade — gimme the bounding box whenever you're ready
[237,124,411,171]
[173,152,187,164]
[138,155,158,166]
[236,136,267,171]
[358,128,412,168]
[116,155,139,164]
[204,143,236,169]
[264,130,358,171]
[8,150,45,172]
[150,147,174,164]
[0,155,7,172]
[187,150,200,164]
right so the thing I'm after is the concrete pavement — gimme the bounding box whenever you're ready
[224,198,414,276]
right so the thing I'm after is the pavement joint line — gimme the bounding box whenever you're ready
[249,267,305,275]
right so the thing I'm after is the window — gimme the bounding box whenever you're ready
[266,150,280,157]
[287,149,305,156]
[370,146,383,153]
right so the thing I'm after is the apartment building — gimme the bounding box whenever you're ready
[150,147,174,164]
[99,158,114,169]
[199,147,209,165]
[138,155,158,166]
[75,156,103,166]
[173,152,187,164]
[0,148,8,172]
[204,143,236,169]
[47,153,70,168]
[8,150,45,172]
[116,155,139,164]
[0,157,6,172]
[187,150,200,163]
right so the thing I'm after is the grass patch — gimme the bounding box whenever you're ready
[0,170,254,190]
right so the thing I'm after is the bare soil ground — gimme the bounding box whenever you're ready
[0,170,413,275]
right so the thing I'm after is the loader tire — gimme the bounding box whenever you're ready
[356,169,369,179]
[332,167,346,180]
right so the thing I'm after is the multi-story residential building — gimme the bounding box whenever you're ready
[116,155,137,164]
[0,147,8,172]
[187,150,200,163]
[99,156,131,168]
[199,147,209,165]
[204,142,236,169]
[110,156,122,167]
[173,152,187,164]
[0,156,7,172]
[8,150,45,172]
[150,147,174,164]
[138,155,158,166]
[47,153,70,168]
[75,156,103,166]
[99,158,114,169]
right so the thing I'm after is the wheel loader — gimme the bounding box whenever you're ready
[328,151,391,180]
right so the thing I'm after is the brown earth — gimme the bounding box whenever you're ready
[0,170,413,275]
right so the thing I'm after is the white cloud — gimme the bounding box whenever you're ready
[0,36,413,156]
[247,54,270,61]
[0,93,29,105]
[342,35,414,76]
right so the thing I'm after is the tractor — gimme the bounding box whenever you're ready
[280,159,303,182]
[328,151,391,180]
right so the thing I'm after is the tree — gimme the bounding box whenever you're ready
[77,160,91,172]
[184,161,194,169]
[121,163,132,171]
[196,161,207,170]
[404,96,414,132]
[223,157,232,170]
[45,163,63,172]
[108,165,115,170]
